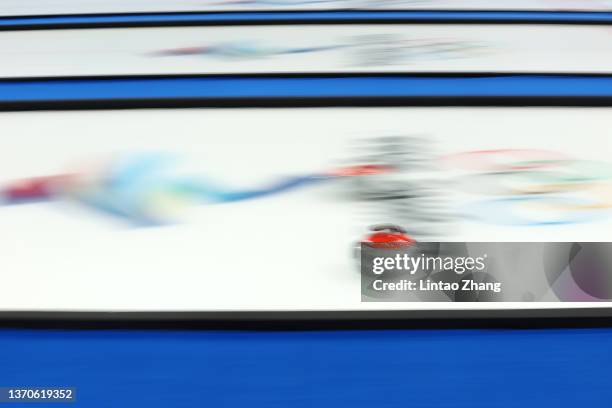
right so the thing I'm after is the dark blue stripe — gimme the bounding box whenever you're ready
[1,328,611,407]
[2,76,612,101]
[2,11,612,27]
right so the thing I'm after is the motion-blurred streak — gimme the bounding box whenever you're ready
[0,153,390,226]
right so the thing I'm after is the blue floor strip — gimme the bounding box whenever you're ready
[1,328,611,408]
[2,75,612,102]
[2,11,612,28]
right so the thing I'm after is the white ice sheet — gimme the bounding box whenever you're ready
[0,107,611,312]
[2,0,612,16]
[2,25,612,77]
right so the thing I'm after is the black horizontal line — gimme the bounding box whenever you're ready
[0,309,611,330]
[2,72,612,83]
[2,96,612,112]
[2,18,611,31]
[2,9,611,20]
